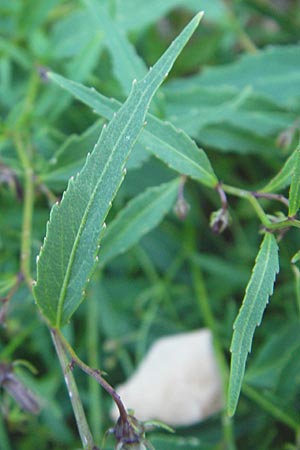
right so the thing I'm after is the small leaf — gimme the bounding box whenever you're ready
[100,179,180,267]
[48,73,217,187]
[288,144,300,217]
[228,233,279,416]
[33,12,203,328]
[260,149,298,193]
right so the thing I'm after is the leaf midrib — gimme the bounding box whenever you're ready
[143,124,215,183]
[233,235,273,361]
[55,82,150,327]
[49,74,217,186]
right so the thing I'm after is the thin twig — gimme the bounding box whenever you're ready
[51,329,97,450]
[252,191,289,207]
[55,328,128,423]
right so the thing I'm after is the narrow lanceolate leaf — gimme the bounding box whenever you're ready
[228,233,279,416]
[100,179,180,267]
[48,72,217,187]
[140,117,217,187]
[288,145,300,217]
[260,149,298,193]
[33,12,203,328]
[83,0,148,96]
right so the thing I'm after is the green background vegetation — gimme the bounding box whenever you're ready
[1,0,300,449]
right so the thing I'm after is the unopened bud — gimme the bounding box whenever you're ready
[210,208,230,234]
[174,196,190,220]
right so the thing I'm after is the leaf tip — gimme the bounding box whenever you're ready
[227,405,235,418]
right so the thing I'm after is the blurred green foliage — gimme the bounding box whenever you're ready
[1,1,300,449]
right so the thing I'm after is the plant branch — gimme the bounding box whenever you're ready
[51,328,97,450]
[252,191,289,207]
[216,182,228,211]
[14,133,35,287]
[54,328,128,423]
[221,183,300,231]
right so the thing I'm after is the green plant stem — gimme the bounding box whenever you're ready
[242,383,299,432]
[222,184,270,226]
[14,133,34,287]
[223,0,257,53]
[292,266,300,319]
[222,183,300,231]
[0,411,12,450]
[86,281,103,444]
[51,328,96,450]
[188,226,236,450]
[247,195,271,227]
[55,328,128,423]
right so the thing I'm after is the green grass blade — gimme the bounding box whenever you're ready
[288,144,300,217]
[33,12,203,328]
[228,233,279,416]
[48,72,217,188]
[99,178,180,267]
[260,149,298,193]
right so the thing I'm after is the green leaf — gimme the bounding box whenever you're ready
[33,12,203,328]
[242,383,299,432]
[163,46,300,153]
[260,149,298,193]
[165,45,300,109]
[41,120,103,190]
[99,179,180,267]
[164,86,292,137]
[83,0,148,96]
[228,233,279,416]
[245,321,300,390]
[288,144,300,217]
[116,0,225,32]
[48,74,217,187]
[140,117,217,187]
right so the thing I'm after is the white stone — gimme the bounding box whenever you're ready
[111,329,223,426]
